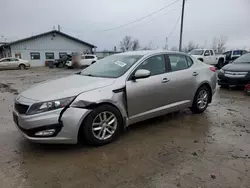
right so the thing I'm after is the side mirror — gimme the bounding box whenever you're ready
[204,52,210,56]
[133,69,150,80]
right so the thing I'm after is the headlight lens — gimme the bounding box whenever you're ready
[220,69,225,74]
[27,97,75,115]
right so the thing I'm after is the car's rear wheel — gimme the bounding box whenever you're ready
[81,105,123,146]
[19,64,26,70]
[191,86,211,113]
[57,62,63,68]
[217,59,224,69]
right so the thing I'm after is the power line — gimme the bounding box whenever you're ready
[102,0,181,32]
[62,6,181,35]
[167,14,181,39]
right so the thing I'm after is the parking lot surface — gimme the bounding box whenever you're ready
[0,68,250,188]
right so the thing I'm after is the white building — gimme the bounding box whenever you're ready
[0,30,96,67]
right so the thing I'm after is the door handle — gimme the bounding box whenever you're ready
[192,72,199,76]
[161,78,170,83]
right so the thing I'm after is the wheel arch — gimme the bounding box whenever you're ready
[195,82,213,103]
[77,101,127,142]
[197,58,203,62]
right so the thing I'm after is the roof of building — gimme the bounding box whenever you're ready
[6,30,96,48]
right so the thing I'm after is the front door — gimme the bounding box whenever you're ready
[8,58,19,69]
[126,54,169,122]
[0,59,8,69]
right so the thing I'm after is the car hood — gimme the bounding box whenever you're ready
[222,63,250,72]
[20,75,115,101]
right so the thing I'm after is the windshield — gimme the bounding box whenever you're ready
[189,50,204,55]
[233,53,250,64]
[81,54,143,78]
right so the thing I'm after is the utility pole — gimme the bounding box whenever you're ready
[179,0,186,52]
[58,25,61,32]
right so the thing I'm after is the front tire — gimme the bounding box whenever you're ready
[19,64,26,70]
[81,105,123,146]
[190,86,211,113]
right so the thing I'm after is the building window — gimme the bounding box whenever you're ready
[15,53,22,59]
[59,52,67,59]
[45,52,54,60]
[30,52,40,60]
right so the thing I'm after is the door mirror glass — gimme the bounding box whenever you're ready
[134,69,150,79]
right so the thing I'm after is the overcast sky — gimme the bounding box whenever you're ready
[1,0,250,51]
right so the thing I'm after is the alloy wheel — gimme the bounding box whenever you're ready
[92,111,117,140]
[197,90,208,109]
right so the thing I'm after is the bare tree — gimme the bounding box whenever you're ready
[170,46,178,51]
[141,41,153,50]
[120,36,140,52]
[211,36,228,53]
[132,39,140,51]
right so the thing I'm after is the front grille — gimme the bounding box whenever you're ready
[225,71,248,76]
[15,103,29,114]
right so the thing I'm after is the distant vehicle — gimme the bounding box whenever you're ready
[80,54,98,66]
[218,53,250,87]
[0,58,30,70]
[65,54,98,69]
[13,50,216,145]
[189,49,226,69]
[223,50,248,64]
[54,54,72,68]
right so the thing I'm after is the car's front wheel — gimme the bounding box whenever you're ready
[81,105,123,146]
[190,86,211,113]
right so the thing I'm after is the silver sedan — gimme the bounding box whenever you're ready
[13,51,217,145]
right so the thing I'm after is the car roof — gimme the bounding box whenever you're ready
[114,50,187,56]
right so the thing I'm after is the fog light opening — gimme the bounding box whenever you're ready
[35,129,56,136]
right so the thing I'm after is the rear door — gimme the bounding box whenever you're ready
[164,54,198,105]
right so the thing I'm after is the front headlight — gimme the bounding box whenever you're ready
[27,97,75,115]
[220,69,225,74]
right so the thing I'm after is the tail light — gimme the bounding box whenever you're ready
[209,66,216,72]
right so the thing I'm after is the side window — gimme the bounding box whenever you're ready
[233,50,241,55]
[210,50,214,55]
[186,56,193,67]
[4,58,11,62]
[204,50,210,56]
[9,58,18,61]
[168,54,188,71]
[242,50,247,55]
[30,52,40,60]
[137,55,166,76]
[45,52,54,60]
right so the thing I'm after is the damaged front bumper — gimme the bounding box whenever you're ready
[13,106,91,144]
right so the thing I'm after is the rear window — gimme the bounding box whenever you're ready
[233,50,243,55]
[233,53,250,63]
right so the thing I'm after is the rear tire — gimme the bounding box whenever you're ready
[217,59,224,69]
[190,86,211,113]
[19,64,26,70]
[58,62,63,68]
[80,105,123,146]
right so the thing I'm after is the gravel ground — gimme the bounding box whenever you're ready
[0,67,250,188]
